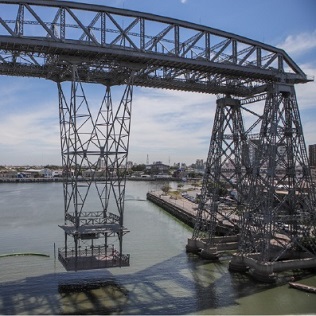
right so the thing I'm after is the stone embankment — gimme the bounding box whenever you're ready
[0,176,181,183]
[0,177,63,183]
[146,191,197,228]
[147,190,316,283]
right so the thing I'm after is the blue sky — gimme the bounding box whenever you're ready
[0,0,315,166]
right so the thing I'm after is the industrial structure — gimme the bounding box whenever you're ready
[309,144,316,167]
[0,0,315,279]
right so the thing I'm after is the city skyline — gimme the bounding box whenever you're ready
[0,0,315,166]
[0,157,203,168]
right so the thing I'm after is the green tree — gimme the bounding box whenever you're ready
[207,181,228,197]
[177,183,184,189]
[132,164,146,172]
[161,185,171,195]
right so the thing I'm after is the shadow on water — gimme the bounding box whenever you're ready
[1,252,313,315]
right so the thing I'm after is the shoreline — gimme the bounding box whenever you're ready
[0,176,184,183]
[147,191,197,228]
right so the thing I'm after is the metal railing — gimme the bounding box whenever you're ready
[58,245,130,271]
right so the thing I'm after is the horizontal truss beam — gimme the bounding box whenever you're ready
[0,0,311,97]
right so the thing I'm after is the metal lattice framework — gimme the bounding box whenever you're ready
[0,0,315,276]
[0,0,310,94]
[240,85,316,259]
[193,97,252,244]
[225,84,316,281]
[57,65,133,270]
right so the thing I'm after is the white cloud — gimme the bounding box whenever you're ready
[2,77,313,166]
[0,77,61,165]
[291,63,316,110]
[180,0,187,3]
[277,30,316,147]
[295,65,316,147]
[278,30,316,57]
[0,81,217,165]
[0,103,61,165]
[1,29,315,166]
[129,88,216,164]
[0,110,57,146]
[302,119,316,148]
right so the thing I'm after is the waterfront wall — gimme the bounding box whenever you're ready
[0,177,63,183]
[0,176,181,183]
[146,192,196,228]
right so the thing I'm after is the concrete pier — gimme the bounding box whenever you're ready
[229,253,316,283]
[147,190,316,282]
[186,235,239,259]
[147,191,239,259]
[146,191,197,228]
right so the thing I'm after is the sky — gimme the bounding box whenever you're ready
[0,0,315,166]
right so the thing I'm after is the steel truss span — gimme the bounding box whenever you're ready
[0,1,315,277]
[0,0,311,97]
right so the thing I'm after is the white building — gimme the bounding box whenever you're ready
[25,168,53,178]
[0,169,17,178]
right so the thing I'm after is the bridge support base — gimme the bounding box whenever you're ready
[199,248,220,260]
[229,254,276,282]
[186,236,239,259]
[186,238,219,259]
[230,252,316,283]
[229,255,249,273]
[185,238,200,254]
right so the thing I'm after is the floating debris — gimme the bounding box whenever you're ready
[289,282,316,294]
[0,253,50,258]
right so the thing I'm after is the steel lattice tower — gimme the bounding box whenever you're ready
[187,96,252,258]
[57,64,133,271]
[229,84,316,281]
[188,84,316,281]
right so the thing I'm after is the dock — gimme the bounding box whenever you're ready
[146,191,197,228]
[146,190,239,232]
[147,190,316,283]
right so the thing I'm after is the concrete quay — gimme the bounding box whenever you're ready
[146,191,197,228]
[0,177,63,183]
[146,191,239,257]
[147,190,316,283]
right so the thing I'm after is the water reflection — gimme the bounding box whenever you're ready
[2,252,315,315]
[1,182,316,314]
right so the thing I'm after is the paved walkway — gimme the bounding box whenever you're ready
[148,190,198,218]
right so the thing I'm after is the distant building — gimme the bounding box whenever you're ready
[82,169,107,178]
[40,168,53,178]
[0,169,17,178]
[148,161,170,175]
[174,162,187,169]
[52,170,63,178]
[98,159,105,169]
[126,161,133,170]
[173,168,187,179]
[195,159,204,170]
[310,166,316,180]
[24,168,52,178]
[309,144,316,167]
